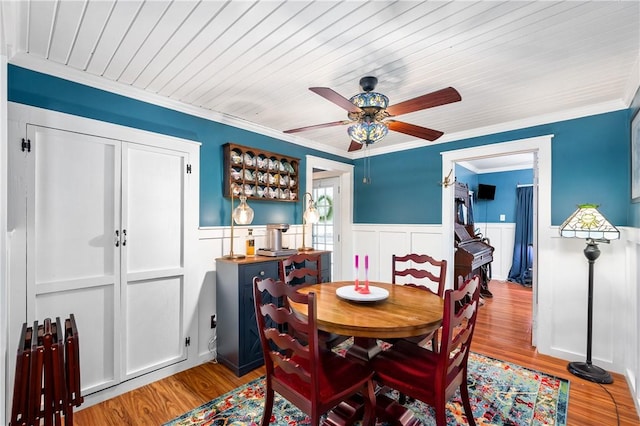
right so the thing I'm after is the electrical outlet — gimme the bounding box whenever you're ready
[211,315,217,329]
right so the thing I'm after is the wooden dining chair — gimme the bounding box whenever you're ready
[392,253,447,350]
[253,276,376,426]
[279,252,323,287]
[371,275,481,426]
[279,252,349,349]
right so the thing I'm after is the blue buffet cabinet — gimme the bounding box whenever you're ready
[215,251,331,376]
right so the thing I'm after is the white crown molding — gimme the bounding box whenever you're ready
[7,53,350,159]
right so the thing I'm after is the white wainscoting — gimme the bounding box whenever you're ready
[353,224,446,284]
[624,227,640,415]
[471,222,516,281]
[353,223,516,283]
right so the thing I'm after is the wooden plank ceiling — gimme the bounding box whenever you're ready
[3,0,639,158]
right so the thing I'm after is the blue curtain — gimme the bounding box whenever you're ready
[508,186,533,285]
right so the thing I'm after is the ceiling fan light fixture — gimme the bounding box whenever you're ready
[349,92,389,110]
[348,121,388,144]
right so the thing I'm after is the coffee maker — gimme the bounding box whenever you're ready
[256,223,298,257]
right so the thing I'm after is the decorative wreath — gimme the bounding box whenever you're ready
[316,194,333,222]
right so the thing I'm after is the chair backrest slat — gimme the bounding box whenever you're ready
[280,253,322,287]
[392,253,447,297]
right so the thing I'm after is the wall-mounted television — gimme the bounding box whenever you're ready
[476,183,496,200]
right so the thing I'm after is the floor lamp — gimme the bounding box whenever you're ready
[559,204,619,384]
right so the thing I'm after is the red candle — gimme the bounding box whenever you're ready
[354,255,359,290]
[359,255,370,294]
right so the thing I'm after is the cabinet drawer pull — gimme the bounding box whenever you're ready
[260,270,265,276]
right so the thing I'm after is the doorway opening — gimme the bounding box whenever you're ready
[312,175,339,279]
[441,135,553,347]
[305,155,354,281]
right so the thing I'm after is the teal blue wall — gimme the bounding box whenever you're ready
[8,65,351,227]
[473,169,533,223]
[453,166,533,223]
[355,110,631,226]
[455,164,477,191]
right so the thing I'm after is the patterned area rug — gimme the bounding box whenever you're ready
[164,351,569,426]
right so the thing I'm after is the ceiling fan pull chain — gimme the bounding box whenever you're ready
[363,145,372,184]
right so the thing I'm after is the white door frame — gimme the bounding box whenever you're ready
[1,53,8,426]
[305,155,353,280]
[441,135,553,346]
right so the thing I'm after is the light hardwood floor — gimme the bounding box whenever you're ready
[73,280,639,425]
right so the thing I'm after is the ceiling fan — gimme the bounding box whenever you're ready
[284,76,461,152]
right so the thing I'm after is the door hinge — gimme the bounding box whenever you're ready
[21,138,31,152]
[186,164,192,174]
[185,337,191,347]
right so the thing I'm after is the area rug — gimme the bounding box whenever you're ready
[164,351,569,426]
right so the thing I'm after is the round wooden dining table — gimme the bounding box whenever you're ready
[289,281,444,360]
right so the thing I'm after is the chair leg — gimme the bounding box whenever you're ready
[261,387,274,426]
[459,381,476,426]
[361,380,376,426]
[434,394,447,426]
[430,336,438,352]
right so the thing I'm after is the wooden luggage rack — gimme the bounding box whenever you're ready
[10,314,83,426]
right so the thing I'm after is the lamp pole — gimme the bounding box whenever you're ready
[567,239,613,384]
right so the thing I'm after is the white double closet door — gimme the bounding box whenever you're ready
[11,121,195,396]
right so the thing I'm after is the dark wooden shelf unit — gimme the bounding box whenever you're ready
[223,143,299,202]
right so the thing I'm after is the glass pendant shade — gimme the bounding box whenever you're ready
[559,204,619,240]
[299,192,318,251]
[349,92,389,109]
[304,202,320,224]
[233,195,254,225]
[348,121,388,144]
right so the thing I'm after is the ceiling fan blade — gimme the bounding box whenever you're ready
[309,87,362,113]
[385,87,461,117]
[284,120,351,134]
[387,120,444,141]
[348,140,363,152]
